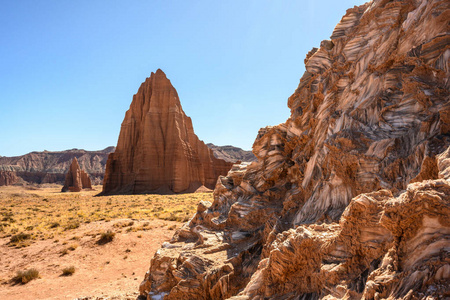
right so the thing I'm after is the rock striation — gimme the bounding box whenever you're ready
[207,143,256,163]
[101,70,233,195]
[0,171,19,186]
[0,147,114,186]
[139,0,450,299]
[61,158,92,192]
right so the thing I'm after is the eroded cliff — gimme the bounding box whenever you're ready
[0,147,113,186]
[139,0,449,299]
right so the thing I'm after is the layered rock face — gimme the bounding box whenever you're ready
[207,143,256,163]
[61,158,92,192]
[101,70,233,195]
[139,0,450,299]
[0,171,19,186]
[0,147,114,186]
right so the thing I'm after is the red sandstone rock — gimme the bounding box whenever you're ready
[0,171,19,186]
[139,0,450,299]
[101,69,232,195]
[61,158,92,192]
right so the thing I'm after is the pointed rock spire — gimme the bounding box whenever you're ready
[61,157,92,192]
[101,70,232,195]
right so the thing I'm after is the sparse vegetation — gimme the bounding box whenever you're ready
[0,185,206,241]
[97,230,115,244]
[64,220,80,230]
[12,268,40,284]
[61,266,75,276]
[10,232,31,243]
[9,232,32,247]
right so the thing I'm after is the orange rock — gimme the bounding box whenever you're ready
[101,69,232,195]
[61,158,92,192]
[139,0,450,299]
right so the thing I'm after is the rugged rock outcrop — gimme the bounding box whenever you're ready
[0,147,114,186]
[0,171,19,186]
[101,70,233,195]
[139,0,450,299]
[207,144,256,163]
[61,158,92,192]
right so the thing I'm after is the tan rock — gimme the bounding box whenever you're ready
[61,158,92,192]
[101,69,232,195]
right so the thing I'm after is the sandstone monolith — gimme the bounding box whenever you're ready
[101,69,232,195]
[61,158,92,192]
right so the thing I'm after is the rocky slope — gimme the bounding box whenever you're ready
[101,70,233,195]
[0,147,114,186]
[206,144,256,163]
[139,0,450,299]
[61,157,92,192]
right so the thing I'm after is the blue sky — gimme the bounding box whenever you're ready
[0,0,367,157]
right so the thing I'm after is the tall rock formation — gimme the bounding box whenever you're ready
[61,158,92,192]
[139,0,450,299]
[101,70,232,195]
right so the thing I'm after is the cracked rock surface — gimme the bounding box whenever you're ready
[139,0,450,298]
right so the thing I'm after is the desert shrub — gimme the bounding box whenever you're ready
[64,220,80,230]
[97,230,115,245]
[10,232,31,243]
[12,268,39,284]
[68,243,78,251]
[61,266,75,276]
[49,222,60,228]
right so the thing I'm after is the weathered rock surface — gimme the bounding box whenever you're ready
[139,0,450,299]
[61,158,92,192]
[101,70,233,195]
[0,147,114,186]
[0,171,20,186]
[207,144,256,163]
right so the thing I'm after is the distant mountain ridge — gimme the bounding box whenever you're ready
[0,144,254,186]
[0,147,115,185]
[206,143,256,163]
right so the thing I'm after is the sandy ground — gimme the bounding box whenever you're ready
[0,218,178,300]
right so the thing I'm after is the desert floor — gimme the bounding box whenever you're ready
[0,185,210,299]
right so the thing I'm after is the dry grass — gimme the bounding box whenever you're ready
[61,266,75,276]
[0,185,209,244]
[12,268,40,284]
[97,230,115,245]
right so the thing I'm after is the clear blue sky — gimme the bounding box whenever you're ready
[0,0,367,157]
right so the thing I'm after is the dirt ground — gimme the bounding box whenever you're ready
[0,218,178,300]
[0,185,202,300]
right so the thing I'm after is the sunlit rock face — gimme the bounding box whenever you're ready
[101,70,232,195]
[61,157,92,192]
[139,0,450,299]
[0,171,19,186]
